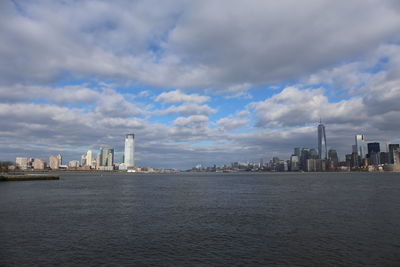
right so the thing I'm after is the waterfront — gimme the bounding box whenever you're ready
[1,172,400,266]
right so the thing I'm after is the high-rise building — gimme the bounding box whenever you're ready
[355,134,366,158]
[290,155,300,171]
[310,148,318,159]
[379,152,389,165]
[57,154,62,166]
[328,149,339,169]
[388,144,400,164]
[367,142,380,165]
[49,155,60,170]
[367,142,380,155]
[294,147,301,157]
[99,147,114,167]
[318,120,327,159]
[86,150,93,167]
[124,134,135,168]
[107,151,114,167]
[300,148,310,170]
[96,153,101,169]
[80,154,86,166]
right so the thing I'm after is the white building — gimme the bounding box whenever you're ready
[16,157,31,170]
[33,158,46,170]
[355,134,366,158]
[68,160,80,168]
[49,155,60,170]
[86,150,93,167]
[121,133,135,170]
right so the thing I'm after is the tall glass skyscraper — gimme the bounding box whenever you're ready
[355,134,366,158]
[124,134,135,168]
[318,120,327,159]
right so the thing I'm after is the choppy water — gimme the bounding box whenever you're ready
[1,172,400,266]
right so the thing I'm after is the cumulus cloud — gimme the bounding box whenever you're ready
[249,86,367,127]
[154,103,216,116]
[155,90,210,103]
[1,0,400,91]
[216,117,249,131]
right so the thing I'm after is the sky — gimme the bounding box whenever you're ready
[1,0,400,169]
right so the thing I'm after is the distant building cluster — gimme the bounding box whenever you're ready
[191,122,400,173]
[14,133,136,171]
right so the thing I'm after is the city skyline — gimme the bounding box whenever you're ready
[1,1,400,169]
[11,126,400,172]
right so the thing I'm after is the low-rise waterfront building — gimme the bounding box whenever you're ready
[16,157,32,170]
[49,155,60,170]
[33,158,46,170]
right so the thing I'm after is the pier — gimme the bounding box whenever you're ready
[0,174,59,181]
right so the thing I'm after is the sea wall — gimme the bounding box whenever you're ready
[0,174,59,181]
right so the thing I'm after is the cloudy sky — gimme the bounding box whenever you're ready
[1,0,400,168]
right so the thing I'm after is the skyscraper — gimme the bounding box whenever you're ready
[86,150,93,167]
[367,142,380,165]
[318,120,327,160]
[98,147,114,167]
[367,142,380,155]
[124,134,135,168]
[388,144,400,164]
[355,134,366,158]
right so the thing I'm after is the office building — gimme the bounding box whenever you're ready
[290,155,300,171]
[355,134,366,158]
[300,148,310,170]
[367,142,380,165]
[294,147,301,157]
[389,144,400,164]
[310,148,318,159]
[318,120,327,159]
[328,149,339,170]
[379,152,389,165]
[368,142,380,154]
[306,159,317,172]
[124,133,135,169]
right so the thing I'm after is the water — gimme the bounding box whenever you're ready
[1,172,400,266]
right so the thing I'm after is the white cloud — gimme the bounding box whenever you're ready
[173,115,209,127]
[155,103,216,116]
[155,89,210,103]
[249,86,366,127]
[1,0,400,92]
[216,117,249,131]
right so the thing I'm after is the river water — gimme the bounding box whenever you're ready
[1,172,400,266]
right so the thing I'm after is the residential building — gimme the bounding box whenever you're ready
[33,158,46,170]
[49,155,60,170]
